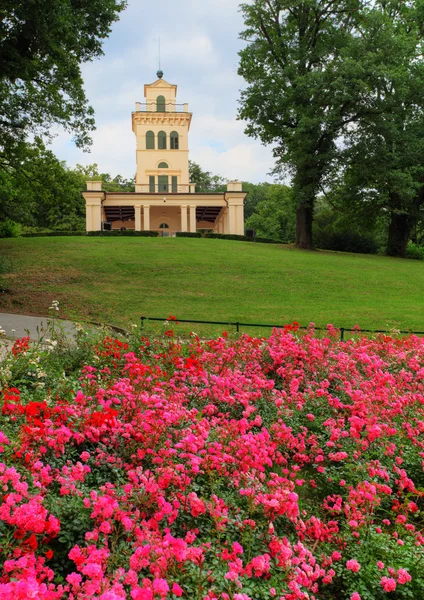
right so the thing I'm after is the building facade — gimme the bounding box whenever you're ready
[83,72,246,235]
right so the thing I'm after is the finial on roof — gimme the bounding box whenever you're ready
[157,69,164,79]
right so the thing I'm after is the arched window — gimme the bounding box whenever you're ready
[158,162,168,168]
[159,223,169,229]
[157,95,166,112]
[158,131,167,150]
[170,131,179,150]
[146,131,155,149]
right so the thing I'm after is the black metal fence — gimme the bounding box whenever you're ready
[140,316,424,340]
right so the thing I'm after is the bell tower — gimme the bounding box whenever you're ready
[132,71,192,193]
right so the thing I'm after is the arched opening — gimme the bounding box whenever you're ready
[159,222,170,237]
[158,131,167,150]
[170,131,179,150]
[158,162,168,168]
[157,95,166,112]
[146,130,155,149]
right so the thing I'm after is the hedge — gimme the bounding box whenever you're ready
[175,231,202,238]
[21,231,87,237]
[86,230,159,237]
[204,232,283,244]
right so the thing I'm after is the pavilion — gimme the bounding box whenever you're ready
[83,71,247,235]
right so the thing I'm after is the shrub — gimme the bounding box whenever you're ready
[406,242,424,260]
[21,231,86,237]
[1,328,424,598]
[315,228,378,254]
[86,230,159,237]
[0,219,21,238]
[175,231,202,238]
[204,232,281,244]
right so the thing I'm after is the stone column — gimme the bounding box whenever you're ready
[189,205,196,232]
[143,205,150,231]
[228,205,237,235]
[222,209,229,234]
[83,181,103,232]
[235,205,244,235]
[135,206,141,231]
[92,203,102,231]
[181,205,188,232]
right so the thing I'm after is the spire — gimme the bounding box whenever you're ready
[157,37,163,79]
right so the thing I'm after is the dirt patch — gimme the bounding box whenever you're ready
[0,265,88,319]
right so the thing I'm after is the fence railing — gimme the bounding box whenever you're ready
[135,184,194,194]
[136,102,187,113]
[140,316,424,340]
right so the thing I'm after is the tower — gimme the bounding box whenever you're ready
[132,71,192,193]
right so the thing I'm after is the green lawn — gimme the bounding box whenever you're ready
[0,236,423,332]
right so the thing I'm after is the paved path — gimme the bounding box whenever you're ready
[0,312,77,341]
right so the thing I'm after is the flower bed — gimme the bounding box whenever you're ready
[1,326,424,599]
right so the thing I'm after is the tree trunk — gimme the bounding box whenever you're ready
[293,168,317,250]
[386,212,414,258]
[296,204,314,249]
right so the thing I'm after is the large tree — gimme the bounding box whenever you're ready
[333,2,424,258]
[238,0,369,249]
[0,0,126,165]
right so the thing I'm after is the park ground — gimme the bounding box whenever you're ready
[0,236,423,333]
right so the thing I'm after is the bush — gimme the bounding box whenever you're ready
[21,231,86,237]
[315,228,378,254]
[1,328,424,597]
[86,230,159,237]
[176,231,202,238]
[0,219,21,238]
[406,242,424,260]
[204,232,281,244]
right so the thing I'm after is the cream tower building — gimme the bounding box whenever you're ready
[83,71,246,235]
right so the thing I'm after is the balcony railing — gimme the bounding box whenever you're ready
[136,102,188,113]
[135,184,194,194]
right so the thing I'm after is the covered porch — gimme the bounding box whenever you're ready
[83,182,246,235]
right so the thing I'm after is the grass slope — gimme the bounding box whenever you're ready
[0,237,423,331]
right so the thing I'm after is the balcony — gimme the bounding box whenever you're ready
[135,184,195,194]
[136,102,188,113]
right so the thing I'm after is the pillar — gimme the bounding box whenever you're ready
[92,203,102,231]
[235,205,244,235]
[189,205,196,232]
[143,205,150,231]
[86,204,93,231]
[83,181,103,232]
[223,209,229,234]
[229,205,237,234]
[135,206,141,231]
[181,205,188,232]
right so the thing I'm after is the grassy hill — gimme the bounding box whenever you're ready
[0,236,423,333]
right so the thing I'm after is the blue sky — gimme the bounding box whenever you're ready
[49,0,275,183]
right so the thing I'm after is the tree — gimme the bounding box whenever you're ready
[242,182,272,220]
[238,1,369,249]
[245,184,295,241]
[0,141,87,230]
[75,164,135,192]
[333,2,424,258]
[0,0,126,165]
[189,161,227,192]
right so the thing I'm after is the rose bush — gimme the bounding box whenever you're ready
[1,325,424,599]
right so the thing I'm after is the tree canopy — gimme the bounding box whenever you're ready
[189,161,227,193]
[238,1,424,254]
[0,0,126,166]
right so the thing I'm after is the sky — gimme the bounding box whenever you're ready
[49,0,276,183]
